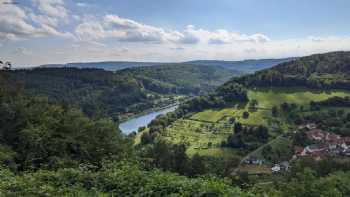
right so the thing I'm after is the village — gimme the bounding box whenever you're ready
[242,123,350,174]
[294,123,350,160]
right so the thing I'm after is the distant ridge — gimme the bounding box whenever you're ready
[185,58,294,73]
[40,58,293,73]
[41,61,167,71]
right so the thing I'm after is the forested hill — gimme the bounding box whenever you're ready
[41,61,165,71]
[119,64,239,95]
[232,51,350,89]
[185,58,293,73]
[1,64,236,118]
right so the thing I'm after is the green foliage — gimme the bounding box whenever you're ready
[224,125,270,151]
[261,142,293,163]
[0,162,250,197]
[295,108,350,136]
[120,64,238,95]
[3,65,236,119]
[0,86,131,170]
[267,169,350,197]
[234,51,350,90]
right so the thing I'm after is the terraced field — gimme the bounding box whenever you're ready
[190,108,238,123]
[162,119,240,157]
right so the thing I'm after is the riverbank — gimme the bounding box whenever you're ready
[118,95,193,123]
[119,102,180,123]
[119,105,179,134]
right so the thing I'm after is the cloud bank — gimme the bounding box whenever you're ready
[0,0,350,66]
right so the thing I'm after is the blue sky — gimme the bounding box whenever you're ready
[1,0,350,66]
[80,0,350,38]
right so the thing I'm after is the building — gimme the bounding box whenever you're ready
[342,148,350,156]
[280,161,290,171]
[244,156,264,165]
[271,161,290,173]
[0,61,12,70]
[271,164,281,173]
[306,129,328,141]
[304,144,328,154]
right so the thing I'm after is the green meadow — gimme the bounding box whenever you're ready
[192,88,350,127]
[248,88,350,108]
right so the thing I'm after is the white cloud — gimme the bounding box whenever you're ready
[181,27,270,45]
[1,7,350,67]
[33,0,68,19]
[0,0,74,42]
[76,15,168,43]
[74,15,270,46]
[30,13,60,27]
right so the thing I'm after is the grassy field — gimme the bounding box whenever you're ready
[191,88,350,127]
[191,108,238,123]
[237,164,272,175]
[248,88,350,108]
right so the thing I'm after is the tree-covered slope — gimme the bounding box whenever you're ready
[120,64,239,95]
[233,51,350,89]
[3,68,150,118]
[41,61,165,71]
[185,58,293,73]
[1,64,236,118]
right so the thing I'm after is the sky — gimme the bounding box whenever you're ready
[1,0,350,67]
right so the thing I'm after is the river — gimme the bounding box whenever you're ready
[119,105,178,134]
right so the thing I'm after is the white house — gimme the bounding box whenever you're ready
[271,164,281,173]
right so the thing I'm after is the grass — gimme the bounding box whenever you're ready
[238,165,272,175]
[248,87,350,108]
[189,147,241,158]
[191,108,237,123]
[246,135,292,163]
[191,88,350,128]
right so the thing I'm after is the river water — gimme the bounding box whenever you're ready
[119,105,178,134]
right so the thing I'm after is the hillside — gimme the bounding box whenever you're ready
[1,64,236,118]
[142,51,350,189]
[233,51,350,89]
[3,68,151,118]
[119,64,239,95]
[185,58,293,73]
